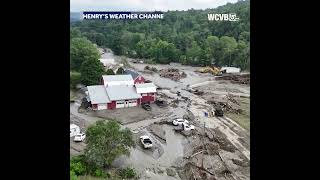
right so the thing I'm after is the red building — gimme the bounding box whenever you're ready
[135,83,157,104]
[87,85,142,110]
[124,69,145,84]
[86,74,157,110]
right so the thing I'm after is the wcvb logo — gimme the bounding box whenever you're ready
[208,13,239,21]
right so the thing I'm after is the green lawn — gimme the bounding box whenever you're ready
[226,97,250,131]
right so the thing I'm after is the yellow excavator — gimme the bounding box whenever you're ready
[197,66,222,75]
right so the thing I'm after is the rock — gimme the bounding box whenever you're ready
[205,130,214,141]
[183,114,190,120]
[157,167,165,174]
[166,168,176,177]
[232,158,250,167]
[180,130,193,136]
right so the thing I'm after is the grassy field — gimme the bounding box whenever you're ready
[226,97,250,131]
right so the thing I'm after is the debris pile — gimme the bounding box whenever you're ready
[144,66,158,72]
[179,127,240,180]
[155,99,168,107]
[159,68,187,81]
[215,73,250,84]
[193,89,204,96]
[207,94,243,114]
[170,98,180,108]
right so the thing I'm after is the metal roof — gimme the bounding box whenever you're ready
[135,83,157,93]
[124,69,140,80]
[102,74,133,82]
[87,85,110,104]
[106,85,141,101]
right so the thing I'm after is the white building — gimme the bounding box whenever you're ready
[101,75,134,87]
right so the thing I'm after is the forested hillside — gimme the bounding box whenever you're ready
[70,0,250,70]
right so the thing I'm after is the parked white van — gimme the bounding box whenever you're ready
[70,124,80,137]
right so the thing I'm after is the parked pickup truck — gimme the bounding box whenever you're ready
[172,118,189,126]
[174,122,195,131]
[182,122,195,131]
[142,103,152,111]
[74,132,86,142]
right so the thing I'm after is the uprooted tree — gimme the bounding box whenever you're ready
[84,120,135,170]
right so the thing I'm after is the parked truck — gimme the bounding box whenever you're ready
[70,124,80,137]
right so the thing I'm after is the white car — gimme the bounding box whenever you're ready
[172,118,189,126]
[182,122,195,131]
[140,135,153,149]
[74,133,86,142]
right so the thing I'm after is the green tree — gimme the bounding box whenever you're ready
[206,36,220,57]
[70,28,81,39]
[239,31,250,42]
[70,156,86,176]
[80,59,105,86]
[116,67,125,74]
[105,69,115,75]
[84,120,135,169]
[234,40,250,70]
[219,36,238,66]
[70,37,100,71]
[82,31,106,46]
[70,71,81,89]
[186,41,201,65]
[118,167,137,179]
[71,0,250,68]
[152,40,178,64]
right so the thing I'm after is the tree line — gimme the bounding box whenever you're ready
[71,0,250,70]
[70,33,127,86]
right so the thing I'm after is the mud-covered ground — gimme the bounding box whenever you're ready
[92,104,170,125]
[70,50,250,180]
